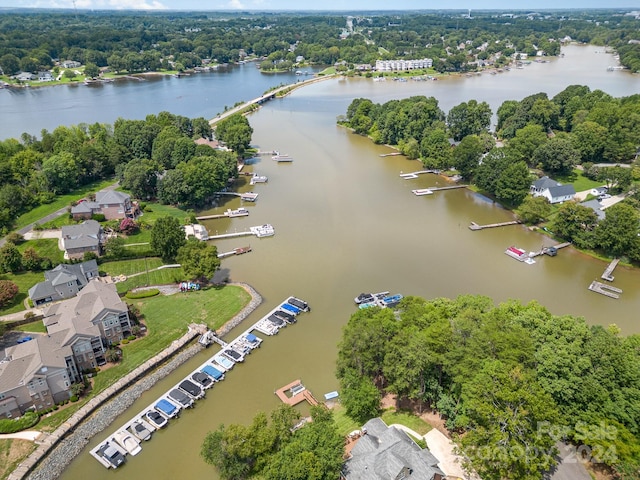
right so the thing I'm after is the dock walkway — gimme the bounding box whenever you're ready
[275,380,318,407]
[400,170,438,179]
[469,220,520,231]
[530,242,571,257]
[601,258,620,282]
[589,281,622,299]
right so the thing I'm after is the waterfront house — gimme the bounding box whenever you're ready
[61,60,81,69]
[43,280,133,371]
[14,72,35,82]
[0,333,81,418]
[580,199,606,221]
[530,176,576,204]
[342,417,445,480]
[59,220,104,260]
[71,191,136,221]
[28,260,99,306]
[37,71,53,82]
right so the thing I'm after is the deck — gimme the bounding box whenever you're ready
[275,380,319,406]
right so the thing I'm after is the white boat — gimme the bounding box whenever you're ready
[272,151,293,162]
[250,224,275,238]
[225,207,250,217]
[113,430,142,456]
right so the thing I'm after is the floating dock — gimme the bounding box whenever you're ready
[209,226,274,240]
[213,191,259,201]
[91,296,311,468]
[250,174,268,185]
[217,246,252,259]
[601,258,620,282]
[588,281,622,299]
[529,242,571,258]
[412,189,433,196]
[400,170,438,179]
[469,220,520,231]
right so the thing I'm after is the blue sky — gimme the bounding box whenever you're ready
[1,0,637,11]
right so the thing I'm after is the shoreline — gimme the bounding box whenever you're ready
[10,283,262,480]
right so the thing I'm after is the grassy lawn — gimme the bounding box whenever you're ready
[13,320,47,334]
[0,439,37,480]
[16,238,64,265]
[331,404,361,436]
[0,271,45,315]
[38,214,77,229]
[556,169,603,192]
[101,258,165,276]
[92,285,250,392]
[113,267,184,294]
[381,407,432,436]
[138,202,192,223]
[13,178,116,230]
[318,66,337,75]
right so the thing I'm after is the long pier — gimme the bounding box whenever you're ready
[208,231,253,240]
[400,169,439,179]
[601,258,620,281]
[217,246,252,258]
[430,185,468,191]
[530,242,571,257]
[589,281,622,299]
[213,192,259,202]
[469,220,521,231]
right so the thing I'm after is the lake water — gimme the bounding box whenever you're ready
[6,45,639,479]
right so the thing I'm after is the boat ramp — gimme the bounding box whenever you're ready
[91,296,311,469]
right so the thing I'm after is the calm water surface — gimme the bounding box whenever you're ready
[18,45,640,480]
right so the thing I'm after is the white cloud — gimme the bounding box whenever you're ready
[228,0,245,8]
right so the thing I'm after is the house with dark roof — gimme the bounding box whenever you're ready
[0,333,81,418]
[28,260,99,306]
[343,418,445,480]
[531,176,576,204]
[43,280,132,372]
[580,199,606,221]
[59,220,104,260]
[70,191,136,221]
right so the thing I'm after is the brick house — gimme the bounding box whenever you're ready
[71,191,136,221]
[59,220,104,260]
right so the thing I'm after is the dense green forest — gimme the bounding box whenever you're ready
[1,9,639,77]
[340,86,640,261]
[0,111,246,234]
[337,295,640,479]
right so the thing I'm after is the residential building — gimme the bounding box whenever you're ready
[70,191,136,221]
[61,60,81,68]
[59,220,104,259]
[342,417,445,480]
[375,58,433,71]
[13,72,35,82]
[0,333,81,418]
[530,176,576,204]
[43,280,133,371]
[28,260,99,306]
[38,71,53,82]
[580,199,606,221]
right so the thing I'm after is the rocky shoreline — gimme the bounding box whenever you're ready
[23,283,262,480]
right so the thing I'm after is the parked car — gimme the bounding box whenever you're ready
[598,194,612,200]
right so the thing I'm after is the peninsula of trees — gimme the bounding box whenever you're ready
[340,86,640,262]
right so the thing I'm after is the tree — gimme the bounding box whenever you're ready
[551,202,599,248]
[571,121,607,163]
[215,114,253,156]
[104,236,126,259]
[118,158,159,199]
[176,238,220,281]
[452,135,483,179]
[339,372,381,424]
[63,69,77,80]
[105,348,121,363]
[83,62,100,79]
[597,166,632,194]
[0,54,21,76]
[42,152,79,193]
[21,247,45,271]
[0,243,23,273]
[595,202,640,259]
[420,127,452,169]
[495,161,531,206]
[516,196,552,225]
[0,280,19,307]
[118,218,139,235]
[150,216,186,261]
[508,124,547,165]
[532,137,580,175]
[447,100,492,141]
[461,361,560,480]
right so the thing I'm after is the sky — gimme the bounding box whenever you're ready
[0,0,637,11]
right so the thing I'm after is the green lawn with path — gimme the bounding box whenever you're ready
[16,238,64,265]
[13,178,116,230]
[381,407,432,436]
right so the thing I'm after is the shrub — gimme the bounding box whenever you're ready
[91,213,106,222]
[127,334,136,341]
[24,311,36,320]
[0,411,39,434]
[83,251,98,262]
[0,280,19,307]
[70,395,79,403]
[143,205,153,212]
[119,218,139,235]
[125,288,160,299]
[121,339,129,345]
[5,232,24,245]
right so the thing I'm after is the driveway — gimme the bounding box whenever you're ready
[23,230,61,241]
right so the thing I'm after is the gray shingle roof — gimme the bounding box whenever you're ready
[580,199,606,220]
[344,418,445,480]
[61,220,102,250]
[548,184,576,198]
[70,201,95,214]
[532,176,560,190]
[96,190,130,205]
[30,260,99,302]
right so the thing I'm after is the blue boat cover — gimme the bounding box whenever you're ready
[156,399,176,415]
[202,365,223,380]
[324,391,339,400]
[281,303,300,314]
[246,333,258,343]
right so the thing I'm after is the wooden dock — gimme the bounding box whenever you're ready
[601,258,620,282]
[195,213,227,220]
[217,246,252,258]
[469,220,521,231]
[589,281,622,299]
[275,380,318,407]
[379,152,402,157]
[529,242,571,257]
[213,191,259,201]
[208,231,253,240]
[430,185,468,191]
[400,169,438,179]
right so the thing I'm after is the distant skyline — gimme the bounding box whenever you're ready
[0,0,637,11]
